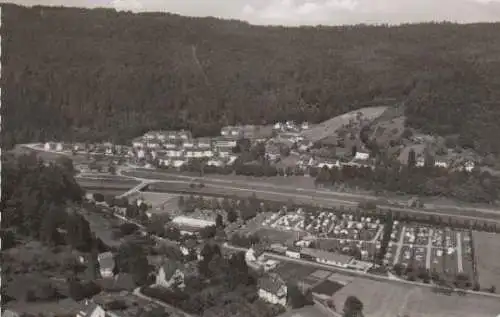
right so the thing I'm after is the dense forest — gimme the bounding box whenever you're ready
[2,4,500,155]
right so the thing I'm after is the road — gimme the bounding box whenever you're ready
[221,243,500,300]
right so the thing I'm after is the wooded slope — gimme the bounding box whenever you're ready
[2,4,500,155]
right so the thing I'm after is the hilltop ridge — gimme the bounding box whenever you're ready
[2,4,500,158]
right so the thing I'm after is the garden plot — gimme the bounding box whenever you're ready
[306,210,336,235]
[398,245,427,269]
[327,213,382,241]
[459,231,474,277]
[380,220,402,243]
[316,238,377,261]
[431,228,457,249]
[403,225,432,246]
[430,246,459,276]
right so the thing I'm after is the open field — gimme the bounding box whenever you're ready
[131,191,180,213]
[301,106,388,143]
[332,278,500,317]
[472,231,500,291]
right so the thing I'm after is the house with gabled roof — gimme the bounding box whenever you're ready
[155,259,185,290]
[258,273,288,306]
[97,252,115,278]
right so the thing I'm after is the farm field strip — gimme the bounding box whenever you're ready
[472,231,500,291]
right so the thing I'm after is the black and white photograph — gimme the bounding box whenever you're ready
[1,1,500,317]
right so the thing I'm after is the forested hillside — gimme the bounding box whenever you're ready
[2,4,500,155]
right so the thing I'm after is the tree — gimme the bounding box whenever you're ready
[215,214,224,228]
[93,193,105,202]
[393,263,404,276]
[177,196,185,209]
[227,208,238,223]
[115,241,151,285]
[199,225,217,240]
[39,204,61,246]
[407,149,417,168]
[287,283,313,309]
[343,296,364,317]
[351,145,358,158]
[164,225,181,241]
[488,285,496,293]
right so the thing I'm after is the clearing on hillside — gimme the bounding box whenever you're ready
[301,106,388,143]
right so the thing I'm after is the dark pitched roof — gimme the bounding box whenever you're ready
[113,273,136,291]
[160,260,183,280]
[258,273,287,295]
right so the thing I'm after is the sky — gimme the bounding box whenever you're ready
[5,0,500,26]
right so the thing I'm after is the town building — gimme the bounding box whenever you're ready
[354,152,370,160]
[97,252,115,278]
[258,273,288,306]
[285,246,302,259]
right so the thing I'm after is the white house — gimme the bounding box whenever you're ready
[155,260,185,289]
[146,141,160,149]
[300,122,310,130]
[245,247,265,264]
[163,142,177,149]
[166,149,184,158]
[214,138,237,149]
[258,273,288,306]
[273,122,284,131]
[44,142,53,151]
[464,161,475,172]
[137,149,146,159]
[285,247,301,259]
[172,160,186,168]
[55,142,63,152]
[434,160,448,168]
[207,159,224,167]
[416,158,425,167]
[97,252,115,278]
[182,141,195,149]
[197,138,212,149]
[354,152,370,161]
[77,301,106,317]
